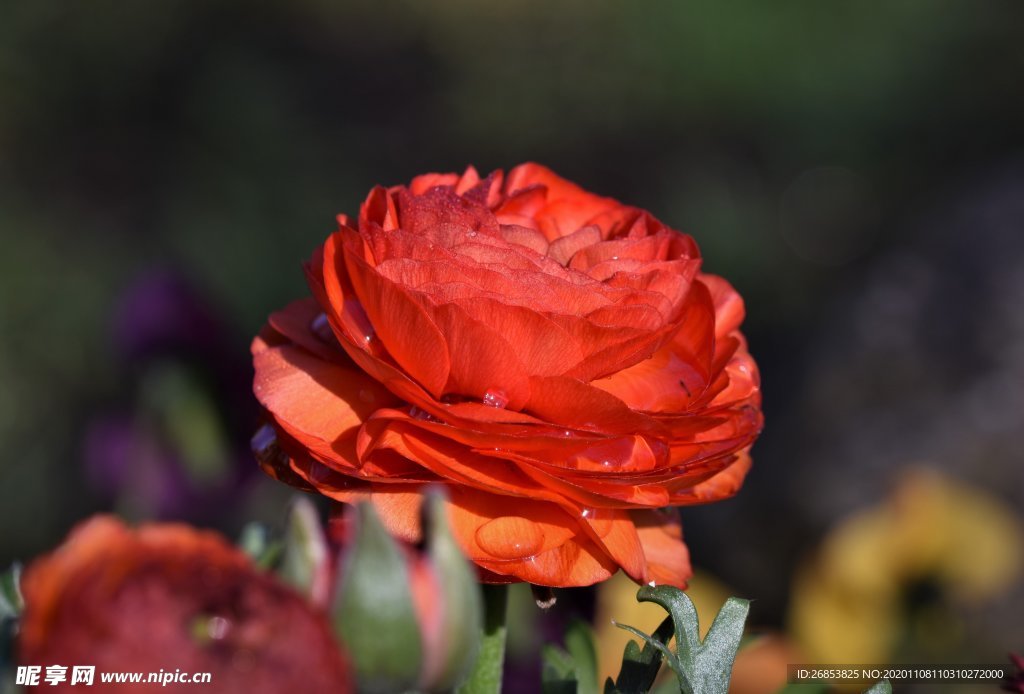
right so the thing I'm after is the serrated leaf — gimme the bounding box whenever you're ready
[692,595,748,691]
[608,614,675,694]
[333,502,422,694]
[862,680,891,694]
[619,586,749,694]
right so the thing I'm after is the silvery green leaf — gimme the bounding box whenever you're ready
[606,615,675,694]
[863,680,892,694]
[615,586,750,694]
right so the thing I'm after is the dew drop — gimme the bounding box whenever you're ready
[578,507,612,535]
[475,516,544,560]
[482,388,509,409]
[467,230,478,238]
[342,298,376,348]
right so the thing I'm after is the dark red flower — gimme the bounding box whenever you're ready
[253,163,762,588]
[18,516,351,693]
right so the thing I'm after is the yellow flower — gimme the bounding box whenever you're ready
[790,467,1023,665]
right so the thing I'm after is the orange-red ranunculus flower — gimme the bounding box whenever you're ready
[19,516,351,693]
[252,163,762,588]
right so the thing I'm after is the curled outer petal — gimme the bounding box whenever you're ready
[252,163,763,588]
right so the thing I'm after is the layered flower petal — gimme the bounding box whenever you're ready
[251,163,762,588]
[19,517,351,693]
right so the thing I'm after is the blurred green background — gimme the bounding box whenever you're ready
[2,0,1022,679]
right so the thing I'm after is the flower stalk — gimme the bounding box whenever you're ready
[457,584,509,694]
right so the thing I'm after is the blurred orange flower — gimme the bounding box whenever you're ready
[253,163,762,588]
[18,517,351,693]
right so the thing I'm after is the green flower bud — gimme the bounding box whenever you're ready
[331,490,484,693]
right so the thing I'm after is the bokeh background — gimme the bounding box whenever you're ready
[2,0,1022,688]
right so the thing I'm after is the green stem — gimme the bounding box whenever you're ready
[457,584,508,694]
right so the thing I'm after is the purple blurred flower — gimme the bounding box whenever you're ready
[113,269,225,362]
[83,268,257,523]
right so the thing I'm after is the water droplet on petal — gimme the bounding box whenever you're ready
[482,388,509,409]
[563,430,573,437]
[578,507,613,536]
[342,298,377,348]
[467,230,478,238]
[647,580,656,588]
[475,516,544,560]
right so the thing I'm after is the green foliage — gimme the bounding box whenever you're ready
[608,586,749,694]
[139,361,230,485]
[0,565,21,620]
[605,614,676,694]
[541,619,600,694]
[457,585,507,694]
[237,522,282,570]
